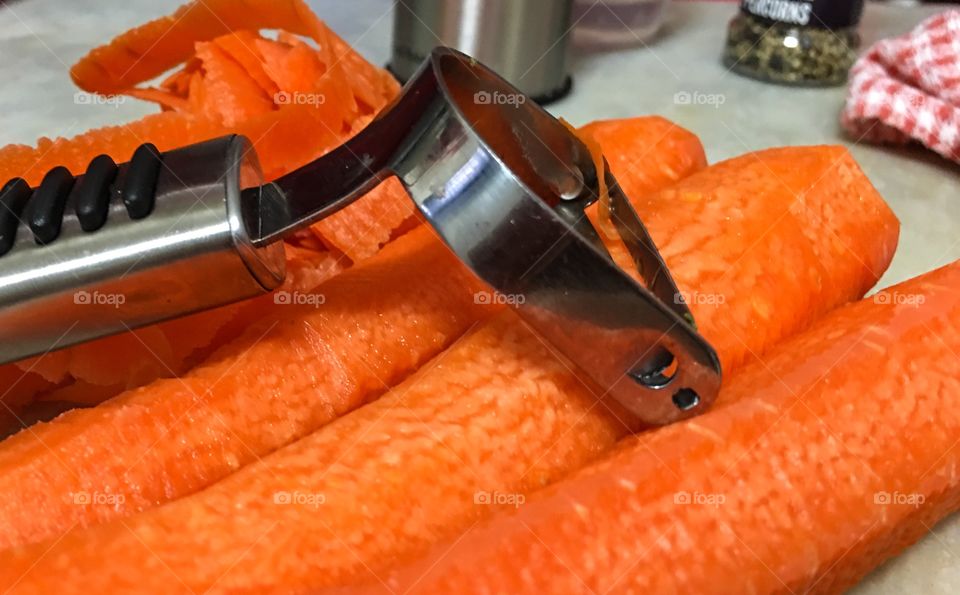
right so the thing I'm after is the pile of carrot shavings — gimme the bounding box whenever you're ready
[0,4,414,415]
[129,31,392,133]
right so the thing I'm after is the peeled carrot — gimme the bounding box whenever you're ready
[0,141,900,592]
[580,118,707,198]
[343,260,960,595]
[630,145,899,371]
[0,225,493,550]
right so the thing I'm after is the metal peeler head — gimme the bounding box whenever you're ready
[0,48,720,425]
[258,47,722,425]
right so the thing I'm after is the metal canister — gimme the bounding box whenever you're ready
[390,0,574,104]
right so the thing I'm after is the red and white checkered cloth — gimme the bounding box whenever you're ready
[842,10,960,163]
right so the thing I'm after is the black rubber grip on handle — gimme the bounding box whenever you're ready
[122,143,162,220]
[74,154,118,232]
[28,166,75,245]
[0,177,31,255]
[0,143,165,256]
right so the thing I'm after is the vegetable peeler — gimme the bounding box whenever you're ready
[0,48,720,425]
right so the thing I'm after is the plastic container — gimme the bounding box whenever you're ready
[572,0,669,47]
[723,0,864,86]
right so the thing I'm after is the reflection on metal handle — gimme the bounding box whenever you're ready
[0,136,284,364]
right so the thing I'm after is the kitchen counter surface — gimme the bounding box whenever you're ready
[0,0,958,591]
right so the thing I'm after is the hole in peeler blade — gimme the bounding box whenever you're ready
[556,166,584,201]
[628,348,677,389]
[672,388,700,411]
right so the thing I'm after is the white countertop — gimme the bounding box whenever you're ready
[0,0,958,591]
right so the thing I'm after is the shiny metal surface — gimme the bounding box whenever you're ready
[263,48,721,424]
[0,136,284,364]
[390,0,574,103]
[416,50,720,424]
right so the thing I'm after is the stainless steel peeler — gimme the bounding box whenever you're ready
[0,48,721,425]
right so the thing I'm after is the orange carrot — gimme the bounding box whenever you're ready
[579,117,707,238]
[343,260,960,595]
[0,366,57,428]
[578,117,707,281]
[213,32,278,97]
[70,0,398,102]
[0,142,901,592]
[582,118,708,198]
[0,226,491,550]
[191,40,275,125]
[311,177,417,262]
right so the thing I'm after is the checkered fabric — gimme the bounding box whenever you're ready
[842,10,960,162]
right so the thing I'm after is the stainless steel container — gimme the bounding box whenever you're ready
[390,0,574,104]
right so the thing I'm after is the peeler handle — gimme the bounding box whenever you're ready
[0,135,285,364]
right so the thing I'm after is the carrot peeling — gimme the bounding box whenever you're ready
[2,0,411,405]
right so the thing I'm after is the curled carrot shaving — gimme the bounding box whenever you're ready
[1,1,410,405]
[70,0,395,98]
